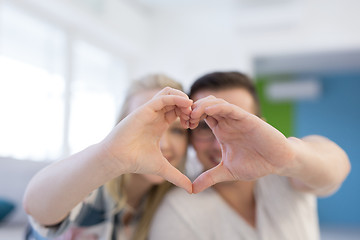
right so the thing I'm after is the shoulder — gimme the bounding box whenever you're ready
[256,175,319,240]
[257,174,316,201]
[257,174,317,210]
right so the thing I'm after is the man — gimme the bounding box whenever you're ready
[149,71,350,240]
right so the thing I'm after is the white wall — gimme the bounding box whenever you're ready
[134,0,360,90]
[4,0,360,88]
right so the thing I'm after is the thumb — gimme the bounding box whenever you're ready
[192,163,233,194]
[157,158,193,194]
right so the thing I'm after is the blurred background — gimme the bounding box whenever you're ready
[0,0,359,239]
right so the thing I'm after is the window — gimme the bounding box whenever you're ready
[69,40,128,154]
[0,2,128,161]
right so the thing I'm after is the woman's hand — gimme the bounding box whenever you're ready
[101,87,193,193]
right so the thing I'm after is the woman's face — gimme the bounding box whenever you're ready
[128,89,188,185]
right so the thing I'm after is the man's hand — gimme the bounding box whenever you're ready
[189,96,296,193]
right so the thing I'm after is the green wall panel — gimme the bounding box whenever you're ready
[255,77,294,137]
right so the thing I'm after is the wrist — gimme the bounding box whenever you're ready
[91,141,125,180]
[275,137,304,177]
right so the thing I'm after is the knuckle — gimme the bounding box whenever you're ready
[163,86,172,92]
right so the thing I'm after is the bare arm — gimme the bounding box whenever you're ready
[23,143,117,225]
[23,87,193,226]
[282,135,350,196]
[190,96,351,195]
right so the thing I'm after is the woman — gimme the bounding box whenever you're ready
[24,74,192,240]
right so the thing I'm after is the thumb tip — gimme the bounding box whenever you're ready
[183,183,192,194]
[191,182,205,194]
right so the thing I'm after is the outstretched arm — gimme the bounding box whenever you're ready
[23,87,193,226]
[283,135,350,196]
[190,96,350,195]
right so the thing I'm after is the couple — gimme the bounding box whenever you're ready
[24,71,350,240]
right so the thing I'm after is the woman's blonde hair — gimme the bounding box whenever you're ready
[105,73,186,240]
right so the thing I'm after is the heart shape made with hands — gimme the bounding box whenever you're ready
[119,88,294,195]
[176,96,295,194]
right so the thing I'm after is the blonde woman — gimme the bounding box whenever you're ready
[23,74,192,240]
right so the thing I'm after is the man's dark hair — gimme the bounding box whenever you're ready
[189,71,261,116]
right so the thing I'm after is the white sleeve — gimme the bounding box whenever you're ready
[256,175,320,240]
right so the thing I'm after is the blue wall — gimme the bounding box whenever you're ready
[296,73,360,225]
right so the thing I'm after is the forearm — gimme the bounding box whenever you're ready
[23,143,120,226]
[278,135,350,196]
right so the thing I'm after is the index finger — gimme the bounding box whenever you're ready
[204,103,250,121]
[155,87,190,99]
[150,95,193,112]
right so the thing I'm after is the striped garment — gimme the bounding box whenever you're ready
[27,186,143,240]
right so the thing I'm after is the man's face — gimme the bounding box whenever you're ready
[190,88,257,172]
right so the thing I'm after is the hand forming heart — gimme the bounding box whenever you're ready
[102,88,296,194]
[187,95,296,193]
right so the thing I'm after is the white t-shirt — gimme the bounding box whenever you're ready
[149,175,319,240]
